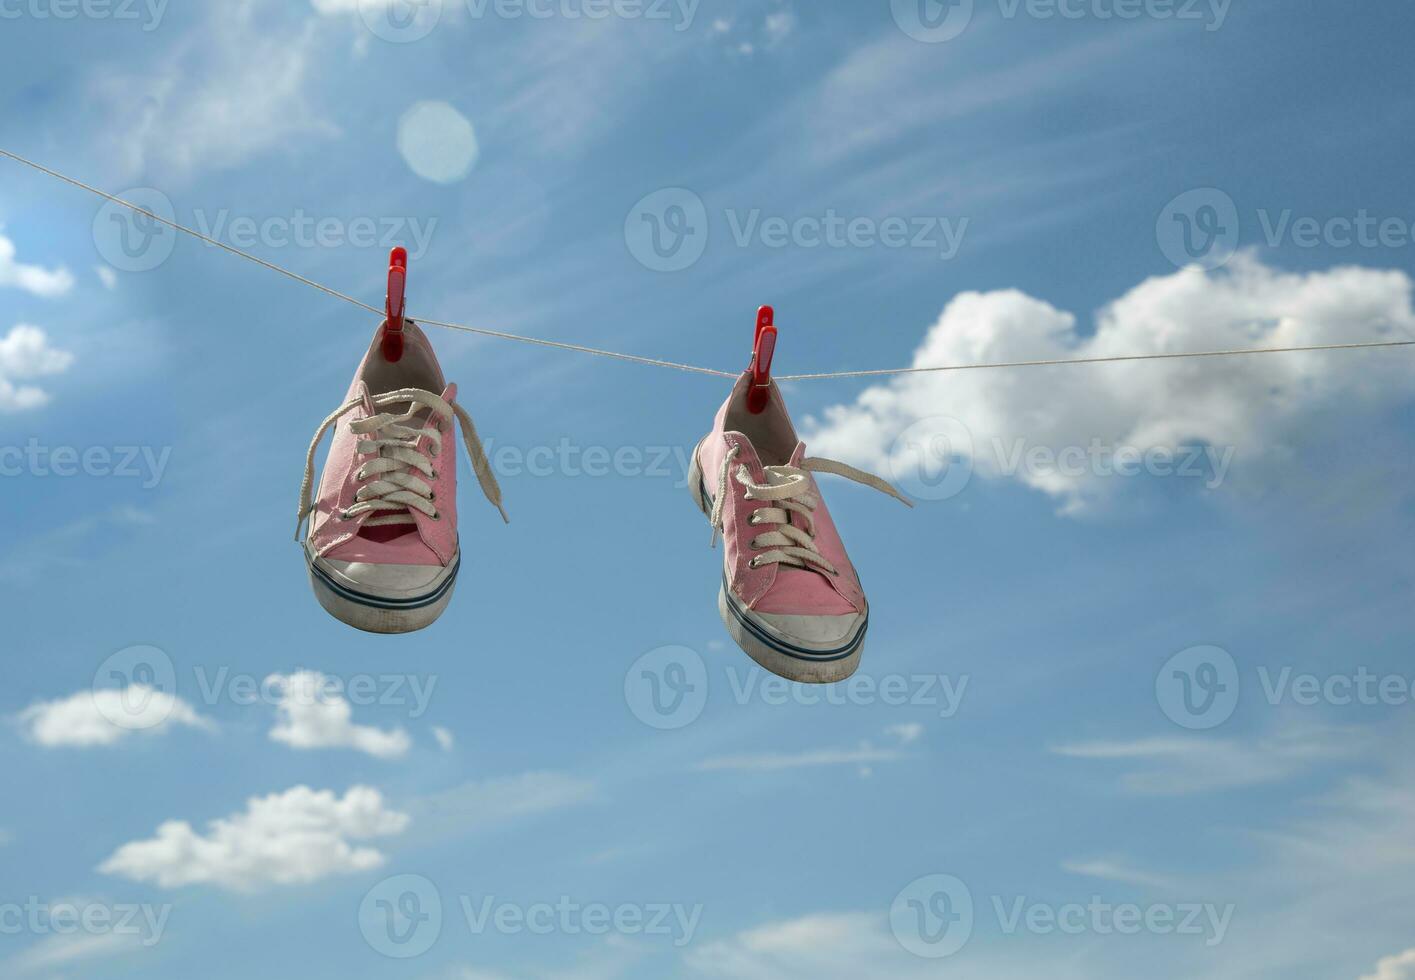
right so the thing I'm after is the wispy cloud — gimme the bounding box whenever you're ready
[97,0,337,183]
[1061,857,1176,890]
[1050,722,1373,795]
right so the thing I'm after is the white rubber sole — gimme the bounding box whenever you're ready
[689,442,865,684]
[305,552,458,634]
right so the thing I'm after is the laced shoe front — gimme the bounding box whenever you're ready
[690,371,910,683]
[297,320,505,633]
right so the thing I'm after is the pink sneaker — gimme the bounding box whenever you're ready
[296,319,506,634]
[689,371,911,683]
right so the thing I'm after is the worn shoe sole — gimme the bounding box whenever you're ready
[305,551,458,634]
[688,441,865,684]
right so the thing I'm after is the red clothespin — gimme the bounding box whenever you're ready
[746,305,776,414]
[381,246,408,362]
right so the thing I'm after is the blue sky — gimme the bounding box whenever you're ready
[3,0,1415,977]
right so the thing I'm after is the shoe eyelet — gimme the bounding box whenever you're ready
[431,512,441,521]
[428,491,436,502]
[748,557,760,569]
[429,470,438,480]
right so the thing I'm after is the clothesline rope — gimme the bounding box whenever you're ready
[5,147,1413,381]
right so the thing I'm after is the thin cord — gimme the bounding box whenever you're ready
[776,339,1415,380]
[4,147,1412,382]
[0,148,733,379]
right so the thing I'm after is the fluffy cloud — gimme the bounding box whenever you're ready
[0,325,74,411]
[98,785,409,890]
[266,671,411,759]
[17,686,212,747]
[0,234,73,297]
[803,257,1415,514]
[1360,949,1415,980]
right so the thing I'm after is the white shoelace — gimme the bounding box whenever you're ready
[297,387,507,541]
[708,444,912,575]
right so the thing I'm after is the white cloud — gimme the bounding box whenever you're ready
[17,686,213,747]
[0,233,73,297]
[1061,857,1175,889]
[803,257,1415,515]
[96,265,118,290]
[266,671,411,759]
[686,912,1089,980]
[98,1,337,183]
[686,912,903,980]
[98,785,409,890]
[697,741,904,772]
[1360,949,1415,980]
[7,931,142,975]
[413,771,597,841]
[433,726,455,751]
[886,722,924,744]
[1050,722,1371,795]
[0,324,74,411]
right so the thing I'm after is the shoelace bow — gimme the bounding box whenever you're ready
[708,444,912,575]
[297,387,506,541]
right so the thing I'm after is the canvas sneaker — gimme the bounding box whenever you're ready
[297,320,506,633]
[688,371,911,683]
